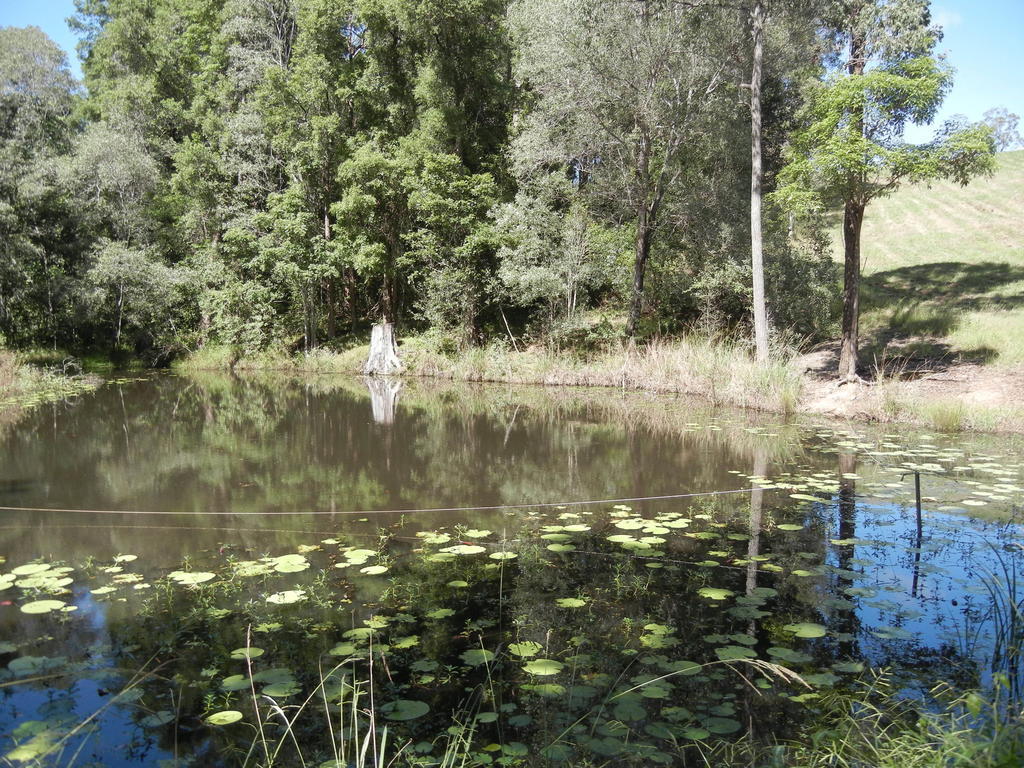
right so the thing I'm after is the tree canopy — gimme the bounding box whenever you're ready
[0,0,996,368]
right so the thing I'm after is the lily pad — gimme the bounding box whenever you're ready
[440,544,486,556]
[509,641,543,657]
[523,658,563,676]
[460,649,495,666]
[782,622,827,638]
[168,571,216,586]
[230,647,265,660]
[266,590,306,605]
[697,588,734,601]
[382,699,430,721]
[20,600,67,615]
[555,597,587,608]
[205,710,243,725]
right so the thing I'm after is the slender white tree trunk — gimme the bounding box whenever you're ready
[750,0,769,362]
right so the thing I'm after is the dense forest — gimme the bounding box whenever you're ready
[0,0,997,369]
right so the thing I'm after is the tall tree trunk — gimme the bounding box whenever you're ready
[626,208,652,338]
[626,132,653,338]
[839,24,867,381]
[749,0,769,362]
[839,199,864,380]
[115,282,124,349]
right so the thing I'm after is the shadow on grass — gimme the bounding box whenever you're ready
[860,260,1024,375]
[819,261,1023,378]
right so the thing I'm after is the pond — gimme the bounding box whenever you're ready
[0,372,1021,766]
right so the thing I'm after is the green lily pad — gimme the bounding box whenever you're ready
[141,711,175,727]
[168,571,216,586]
[205,710,243,725]
[555,597,587,608]
[329,642,359,657]
[509,641,543,657]
[230,647,264,660]
[697,588,734,601]
[266,590,306,605]
[523,658,563,676]
[440,544,486,555]
[20,600,67,615]
[262,681,301,697]
[382,699,430,721]
[782,622,827,638]
[715,645,756,661]
[11,563,50,576]
[221,675,250,691]
[460,649,495,666]
[704,717,741,734]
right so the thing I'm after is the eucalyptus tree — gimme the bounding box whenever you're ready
[982,107,1022,152]
[778,0,994,380]
[509,0,737,337]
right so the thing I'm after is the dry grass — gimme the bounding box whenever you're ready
[179,337,804,415]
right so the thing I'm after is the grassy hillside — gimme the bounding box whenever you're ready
[836,150,1024,367]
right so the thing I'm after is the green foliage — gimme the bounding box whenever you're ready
[0,0,996,363]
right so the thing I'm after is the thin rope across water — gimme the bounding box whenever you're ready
[0,485,771,518]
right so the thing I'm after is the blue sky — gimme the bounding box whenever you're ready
[2,0,1022,144]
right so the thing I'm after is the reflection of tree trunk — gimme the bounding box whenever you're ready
[911,471,923,597]
[364,377,402,425]
[745,446,768,746]
[836,451,859,656]
[747,447,768,615]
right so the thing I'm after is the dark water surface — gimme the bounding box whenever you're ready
[0,373,1021,766]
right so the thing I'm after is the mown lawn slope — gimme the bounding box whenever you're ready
[837,150,1024,367]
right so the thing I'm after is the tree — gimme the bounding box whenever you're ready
[749,0,769,361]
[0,26,82,348]
[778,0,995,380]
[509,0,734,337]
[982,107,1022,152]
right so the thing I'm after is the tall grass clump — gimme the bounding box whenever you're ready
[399,334,803,414]
[711,673,1024,768]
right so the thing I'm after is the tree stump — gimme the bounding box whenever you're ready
[364,321,403,375]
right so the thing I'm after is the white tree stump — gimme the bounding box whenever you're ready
[364,322,403,375]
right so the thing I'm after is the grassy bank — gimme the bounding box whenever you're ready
[177,335,805,415]
[178,335,1024,432]
[0,350,102,416]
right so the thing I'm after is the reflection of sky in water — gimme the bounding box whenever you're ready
[0,585,174,766]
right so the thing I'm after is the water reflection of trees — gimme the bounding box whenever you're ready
[0,373,810,566]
